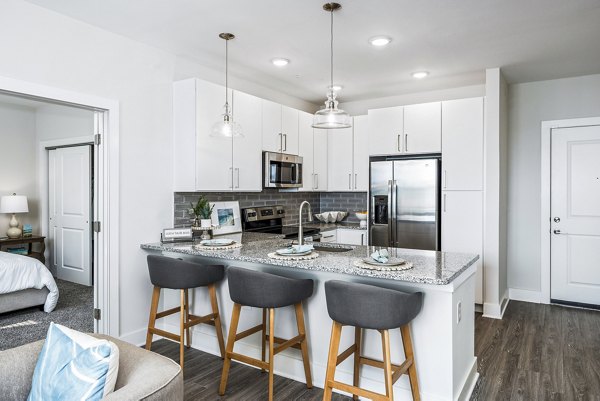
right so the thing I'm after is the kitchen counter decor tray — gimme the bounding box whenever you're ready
[353,259,413,271]
[194,242,242,251]
[268,252,319,261]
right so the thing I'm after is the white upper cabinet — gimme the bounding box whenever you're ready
[403,102,441,153]
[327,127,354,191]
[441,97,484,191]
[281,106,299,155]
[232,90,263,191]
[298,111,315,191]
[368,106,403,155]
[262,99,283,153]
[173,78,262,192]
[313,128,328,191]
[353,115,369,191]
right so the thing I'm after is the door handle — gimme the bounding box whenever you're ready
[349,173,352,189]
[553,230,567,235]
[404,134,408,152]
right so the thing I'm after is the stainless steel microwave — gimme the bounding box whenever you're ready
[263,152,303,188]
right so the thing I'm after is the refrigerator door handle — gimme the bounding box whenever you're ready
[388,180,394,246]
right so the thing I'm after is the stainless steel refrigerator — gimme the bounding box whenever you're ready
[369,155,441,251]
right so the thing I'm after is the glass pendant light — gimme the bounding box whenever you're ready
[211,33,243,137]
[312,3,351,129]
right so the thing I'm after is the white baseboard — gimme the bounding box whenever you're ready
[482,289,509,319]
[508,288,543,304]
[118,327,149,346]
[163,322,450,401]
[456,358,479,401]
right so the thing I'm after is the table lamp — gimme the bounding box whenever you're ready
[0,193,29,238]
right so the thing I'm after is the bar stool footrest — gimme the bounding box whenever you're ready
[327,380,390,401]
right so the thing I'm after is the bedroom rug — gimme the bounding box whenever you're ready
[0,279,93,351]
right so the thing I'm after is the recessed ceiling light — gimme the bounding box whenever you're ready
[369,36,392,47]
[412,71,429,79]
[271,58,290,67]
[328,85,343,91]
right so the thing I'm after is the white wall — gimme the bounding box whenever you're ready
[339,84,485,116]
[507,74,600,292]
[0,0,313,342]
[0,104,38,235]
[36,104,94,141]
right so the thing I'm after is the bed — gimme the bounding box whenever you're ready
[0,251,59,314]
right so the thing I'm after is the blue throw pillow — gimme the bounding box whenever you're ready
[28,323,118,401]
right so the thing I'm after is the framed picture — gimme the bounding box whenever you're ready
[210,201,242,235]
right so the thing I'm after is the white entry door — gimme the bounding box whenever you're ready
[551,125,600,305]
[49,146,92,286]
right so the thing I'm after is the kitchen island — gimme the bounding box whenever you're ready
[141,234,479,401]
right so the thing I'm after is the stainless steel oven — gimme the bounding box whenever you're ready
[263,152,303,188]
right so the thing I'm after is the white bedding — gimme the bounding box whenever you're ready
[0,251,59,312]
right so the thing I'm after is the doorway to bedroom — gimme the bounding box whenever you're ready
[0,94,96,350]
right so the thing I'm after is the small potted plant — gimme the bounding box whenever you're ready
[189,196,214,228]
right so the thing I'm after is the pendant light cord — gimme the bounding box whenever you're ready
[225,38,229,106]
[330,7,334,90]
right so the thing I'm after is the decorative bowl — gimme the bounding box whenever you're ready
[314,211,348,223]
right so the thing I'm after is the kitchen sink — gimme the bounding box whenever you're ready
[313,245,353,253]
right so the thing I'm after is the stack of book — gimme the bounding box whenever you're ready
[6,246,28,255]
[22,224,33,238]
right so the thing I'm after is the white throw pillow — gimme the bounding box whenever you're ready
[28,323,119,401]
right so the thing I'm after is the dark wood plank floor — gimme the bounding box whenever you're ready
[152,301,600,400]
[471,301,600,401]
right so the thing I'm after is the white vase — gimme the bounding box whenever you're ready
[200,219,212,228]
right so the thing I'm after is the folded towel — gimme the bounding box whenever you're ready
[371,249,389,263]
[291,244,314,253]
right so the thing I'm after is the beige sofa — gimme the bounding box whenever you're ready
[0,334,183,401]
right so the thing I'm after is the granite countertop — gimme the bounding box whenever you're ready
[140,233,478,286]
[293,221,367,231]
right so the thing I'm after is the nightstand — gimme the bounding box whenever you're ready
[0,236,46,264]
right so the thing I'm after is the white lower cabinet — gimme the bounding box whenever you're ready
[336,229,367,246]
[441,190,484,304]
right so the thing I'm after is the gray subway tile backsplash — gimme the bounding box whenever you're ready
[174,190,368,227]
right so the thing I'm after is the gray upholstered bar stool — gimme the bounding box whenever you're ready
[145,255,226,370]
[323,281,423,401]
[219,267,314,401]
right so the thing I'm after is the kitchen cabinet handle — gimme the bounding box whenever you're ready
[397,134,402,152]
[283,134,287,151]
[404,134,408,152]
[323,235,334,239]
[443,170,447,189]
[354,174,358,189]
[443,193,447,212]
[315,173,319,189]
[235,168,240,188]
[312,173,315,190]
[349,173,352,189]
[279,133,282,152]
[361,233,365,246]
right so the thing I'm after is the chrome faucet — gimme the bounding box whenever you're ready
[298,201,314,245]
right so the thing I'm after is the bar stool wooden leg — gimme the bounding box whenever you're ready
[208,284,226,358]
[401,324,420,401]
[184,289,191,349]
[219,303,241,395]
[145,286,161,350]
[178,290,186,369]
[323,321,343,401]
[261,308,267,372]
[353,326,362,401]
[381,330,394,400]
[294,303,313,388]
[268,308,275,401]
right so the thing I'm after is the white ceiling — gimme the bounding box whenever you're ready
[25,0,600,104]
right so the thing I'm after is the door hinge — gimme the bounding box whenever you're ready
[94,134,101,145]
[93,221,101,233]
[94,308,101,320]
